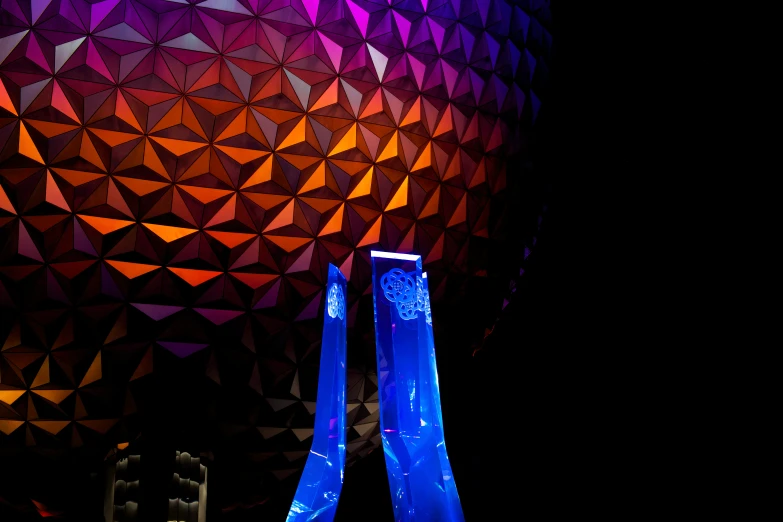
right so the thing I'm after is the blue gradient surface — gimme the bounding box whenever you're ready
[370,252,464,522]
[287,264,348,521]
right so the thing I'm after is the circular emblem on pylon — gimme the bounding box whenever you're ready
[327,283,345,320]
[397,297,419,320]
[380,268,416,305]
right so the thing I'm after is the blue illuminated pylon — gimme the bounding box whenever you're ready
[287,264,348,521]
[370,251,465,522]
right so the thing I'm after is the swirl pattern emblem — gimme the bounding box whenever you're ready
[380,268,416,305]
[327,283,345,320]
[380,270,432,323]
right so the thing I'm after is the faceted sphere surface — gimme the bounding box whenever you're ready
[0,0,552,516]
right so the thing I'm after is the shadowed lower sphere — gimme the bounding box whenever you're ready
[0,0,552,519]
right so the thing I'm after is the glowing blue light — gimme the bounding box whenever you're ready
[286,264,347,522]
[371,252,465,522]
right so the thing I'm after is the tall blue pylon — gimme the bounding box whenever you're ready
[287,264,348,521]
[370,251,465,522]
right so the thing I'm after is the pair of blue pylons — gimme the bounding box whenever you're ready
[286,251,465,522]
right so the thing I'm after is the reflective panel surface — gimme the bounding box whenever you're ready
[371,251,463,522]
[287,264,348,521]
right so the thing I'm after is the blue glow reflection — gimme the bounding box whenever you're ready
[371,252,464,522]
[286,264,347,522]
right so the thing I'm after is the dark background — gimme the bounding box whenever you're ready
[330,1,607,519]
[330,2,659,520]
